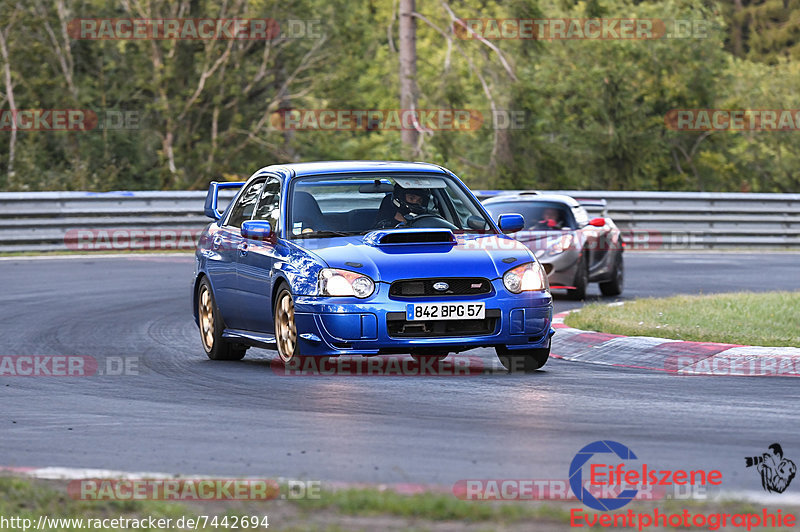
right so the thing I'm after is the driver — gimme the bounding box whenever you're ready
[374,184,431,228]
[535,207,563,230]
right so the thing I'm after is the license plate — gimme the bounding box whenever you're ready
[407,302,485,321]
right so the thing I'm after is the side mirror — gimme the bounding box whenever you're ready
[241,220,272,240]
[467,215,488,231]
[497,213,524,234]
[589,217,606,227]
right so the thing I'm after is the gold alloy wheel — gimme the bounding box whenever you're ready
[199,284,215,352]
[275,290,297,362]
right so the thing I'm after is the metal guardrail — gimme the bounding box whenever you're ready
[0,189,798,252]
[0,191,236,252]
[479,190,800,250]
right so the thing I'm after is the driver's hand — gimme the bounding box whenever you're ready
[373,218,400,229]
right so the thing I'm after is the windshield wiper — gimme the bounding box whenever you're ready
[293,230,355,239]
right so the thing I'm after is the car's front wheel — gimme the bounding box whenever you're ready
[495,345,550,373]
[273,286,328,369]
[274,285,299,363]
[567,255,588,300]
[197,278,247,361]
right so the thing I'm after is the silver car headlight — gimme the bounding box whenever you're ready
[503,262,548,293]
[550,233,574,254]
[318,268,375,298]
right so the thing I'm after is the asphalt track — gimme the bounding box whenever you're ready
[1,252,799,492]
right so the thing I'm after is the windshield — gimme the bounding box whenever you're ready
[484,201,577,231]
[289,173,493,238]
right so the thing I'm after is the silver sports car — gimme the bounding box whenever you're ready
[483,193,624,299]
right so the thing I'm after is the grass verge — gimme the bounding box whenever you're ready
[0,476,201,531]
[3,476,798,531]
[0,476,568,531]
[564,291,800,347]
[293,487,569,523]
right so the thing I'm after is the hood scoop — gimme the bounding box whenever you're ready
[363,228,456,246]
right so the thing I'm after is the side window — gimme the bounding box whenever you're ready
[253,177,281,232]
[226,179,265,228]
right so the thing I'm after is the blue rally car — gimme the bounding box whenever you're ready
[192,161,555,372]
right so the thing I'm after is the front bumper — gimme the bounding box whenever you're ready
[292,279,554,356]
[537,248,580,289]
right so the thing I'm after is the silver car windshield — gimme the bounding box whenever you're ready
[288,173,493,238]
[484,201,577,231]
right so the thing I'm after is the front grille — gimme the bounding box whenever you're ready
[386,309,500,338]
[389,277,492,298]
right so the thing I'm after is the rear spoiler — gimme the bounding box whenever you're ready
[204,181,245,220]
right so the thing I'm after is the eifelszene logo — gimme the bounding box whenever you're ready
[569,440,722,512]
[569,440,640,511]
[745,443,796,493]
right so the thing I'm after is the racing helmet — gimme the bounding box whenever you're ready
[392,184,430,217]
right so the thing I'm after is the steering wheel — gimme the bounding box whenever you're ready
[405,213,458,230]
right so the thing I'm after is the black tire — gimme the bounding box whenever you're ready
[566,255,588,300]
[599,254,624,297]
[197,278,247,361]
[274,284,300,363]
[495,345,550,373]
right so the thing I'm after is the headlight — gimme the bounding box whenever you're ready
[503,262,548,293]
[318,268,375,298]
[550,233,574,254]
